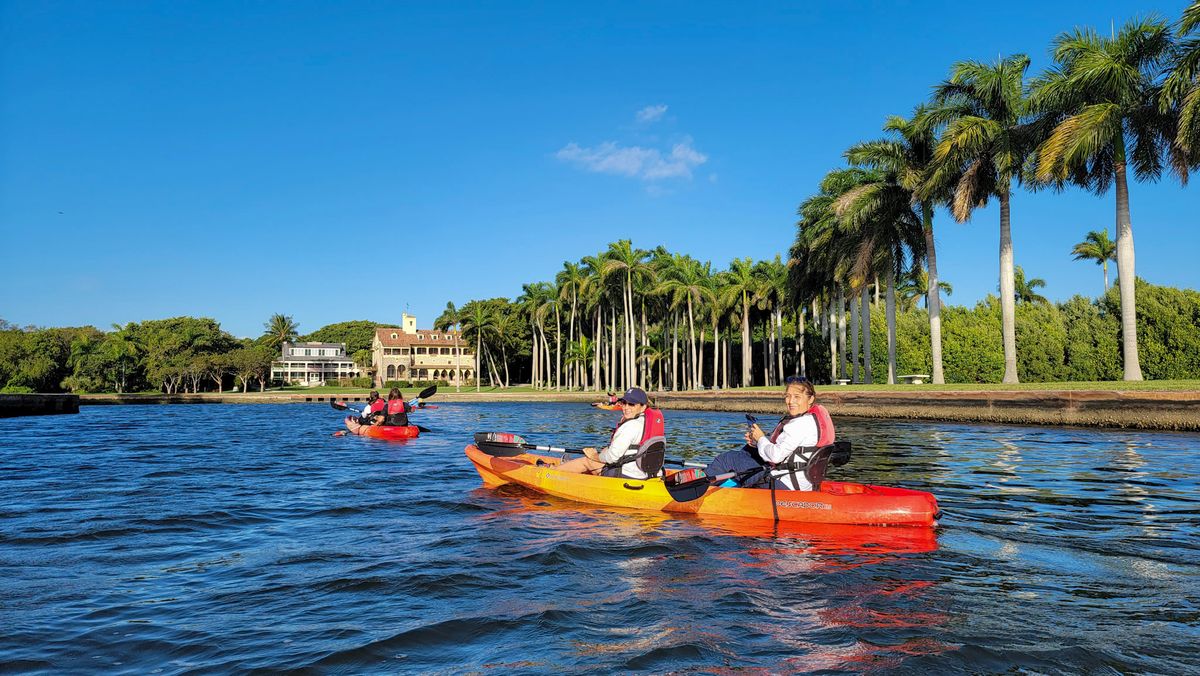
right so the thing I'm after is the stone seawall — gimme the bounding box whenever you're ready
[78,389,1200,431]
[0,393,80,417]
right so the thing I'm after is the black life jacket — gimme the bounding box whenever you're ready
[382,398,411,426]
[602,408,667,477]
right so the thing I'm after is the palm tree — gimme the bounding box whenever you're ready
[1071,229,1118,291]
[1013,266,1049,304]
[847,110,949,384]
[1164,1,1200,161]
[1031,16,1186,380]
[262,314,299,351]
[723,257,761,387]
[834,164,926,385]
[654,254,708,390]
[459,302,496,391]
[897,268,953,311]
[565,336,595,390]
[556,261,586,389]
[434,302,463,391]
[603,240,653,388]
[925,54,1033,383]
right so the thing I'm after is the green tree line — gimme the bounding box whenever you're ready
[0,315,383,394]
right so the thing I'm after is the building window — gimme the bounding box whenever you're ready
[418,335,424,340]
[400,348,409,355]
[432,334,438,340]
[391,332,398,339]
[305,349,310,356]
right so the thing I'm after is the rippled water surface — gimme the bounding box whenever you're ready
[2,402,1198,674]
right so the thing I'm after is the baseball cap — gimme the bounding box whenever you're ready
[618,387,649,405]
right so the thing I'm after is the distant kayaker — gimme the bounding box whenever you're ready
[380,387,414,427]
[361,390,385,424]
[705,376,831,490]
[557,387,660,479]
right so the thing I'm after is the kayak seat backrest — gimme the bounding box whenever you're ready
[636,436,666,477]
[804,445,835,491]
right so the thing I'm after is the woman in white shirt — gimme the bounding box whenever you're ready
[704,377,821,490]
[556,387,650,479]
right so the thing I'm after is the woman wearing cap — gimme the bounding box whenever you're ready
[705,376,822,490]
[557,387,651,479]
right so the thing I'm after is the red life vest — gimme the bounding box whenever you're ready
[605,408,667,476]
[609,408,665,449]
[767,404,834,446]
[386,399,408,415]
[368,399,386,414]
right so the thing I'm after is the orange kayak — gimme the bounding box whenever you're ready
[344,417,420,439]
[465,444,939,527]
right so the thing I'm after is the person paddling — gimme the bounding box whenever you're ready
[557,387,664,479]
[360,390,386,425]
[380,387,414,427]
[704,376,832,490]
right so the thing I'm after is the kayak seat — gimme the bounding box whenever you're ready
[804,445,835,491]
[636,436,666,477]
[805,440,852,490]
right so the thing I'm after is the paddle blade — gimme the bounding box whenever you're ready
[331,400,349,411]
[416,425,433,434]
[417,384,438,400]
[664,468,716,502]
[473,432,528,457]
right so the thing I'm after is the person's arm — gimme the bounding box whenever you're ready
[755,417,818,464]
[598,419,643,464]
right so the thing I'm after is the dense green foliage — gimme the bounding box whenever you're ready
[300,321,381,354]
[2,279,1196,393]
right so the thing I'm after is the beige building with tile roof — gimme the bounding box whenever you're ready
[372,313,475,386]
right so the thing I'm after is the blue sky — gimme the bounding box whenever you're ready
[2,0,1196,338]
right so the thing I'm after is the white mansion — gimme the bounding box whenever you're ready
[270,341,361,386]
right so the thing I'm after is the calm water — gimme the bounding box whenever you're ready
[2,402,1198,674]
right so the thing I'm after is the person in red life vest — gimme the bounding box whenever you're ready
[380,387,414,426]
[704,376,833,490]
[557,387,664,479]
[360,390,386,425]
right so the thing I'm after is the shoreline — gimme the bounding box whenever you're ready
[77,389,1200,431]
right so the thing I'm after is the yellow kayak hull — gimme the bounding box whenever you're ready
[464,445,939,527]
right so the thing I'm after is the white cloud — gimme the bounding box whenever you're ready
[555,137,707,182]
[635,104,668,124]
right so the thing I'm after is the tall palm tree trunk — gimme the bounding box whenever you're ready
[838,288,849,380]
[850,292,860,383]
[531,327,539,389]
[999,191,1019,383]
[554,305,561,390]
[861,286,872,384]
[1114,159,1143,380]
[798,307,806,376]
[828,297,837,381]
[886,268,897,384]
[775,307,784,384]
[476,333,482,392]
[923,204,946,384]
[711,315,720,389]
[740,292,751,387]
[609,311,616,392]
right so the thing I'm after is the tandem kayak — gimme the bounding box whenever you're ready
[464,444,939,526]
[344,417,420,439]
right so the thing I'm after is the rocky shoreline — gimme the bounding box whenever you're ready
[76,388,1200,431]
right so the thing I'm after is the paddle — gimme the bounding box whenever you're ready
[473,432,705,467]
[663,466,763,502]
[331,384,439,414]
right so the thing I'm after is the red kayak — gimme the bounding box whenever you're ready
[343,417,420,439]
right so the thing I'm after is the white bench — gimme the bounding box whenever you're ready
[833,378,852,386]
[898,374,930,384]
